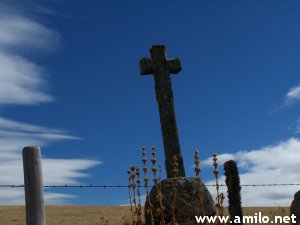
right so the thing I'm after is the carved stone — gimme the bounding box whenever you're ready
[144,177,216,225]
[139,45,185,178]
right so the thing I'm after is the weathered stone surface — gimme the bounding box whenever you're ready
[144,177,216,225]
[291,190,300,224]
[139,45,185,178]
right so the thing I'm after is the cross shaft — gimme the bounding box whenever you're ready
[139,45,185,178]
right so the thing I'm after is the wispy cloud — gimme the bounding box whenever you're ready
[0,0,70,18]
[0,117,80,157]
[0,158,100,205]
[274,84,300,111]
[0,1,60,105]
[202,138,300,206]
[0,14,60,52]
[0,1,101,205]
[0,1,60,106]
[0,54,54,105]
[284,85,300,106]
[270,84,300,114]
[0,188,74,205]
[0,117,101,205]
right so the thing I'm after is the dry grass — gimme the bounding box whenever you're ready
[0,206,290,225]
[0,206,133,225]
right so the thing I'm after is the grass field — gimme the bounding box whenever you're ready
[0,206,291,225]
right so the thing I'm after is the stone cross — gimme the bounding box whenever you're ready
[139,45,185,178]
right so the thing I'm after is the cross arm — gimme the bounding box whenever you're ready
[139,57,182,75]
[139,58,158,75]
[166,58,182,74]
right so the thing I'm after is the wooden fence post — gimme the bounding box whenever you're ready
[23,146,46,225]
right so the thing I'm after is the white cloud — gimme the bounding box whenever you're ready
[0,188,74,205]
[271,84,300,113]
[43,159,100,184]
[0,117,80,157]
[0,117,102,205]
[0,53,53,105]
[281,85,300,107]
[203,138,300,206]
[0,14,60,52]
[44,192,74,205]
[0,117,61,133]
[286,85,300,104]
[0,1,60,106]
[0,2,102,205]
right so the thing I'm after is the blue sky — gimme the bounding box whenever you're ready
[1,0,300,206]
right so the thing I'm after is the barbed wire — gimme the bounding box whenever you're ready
[1,183,300,188]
